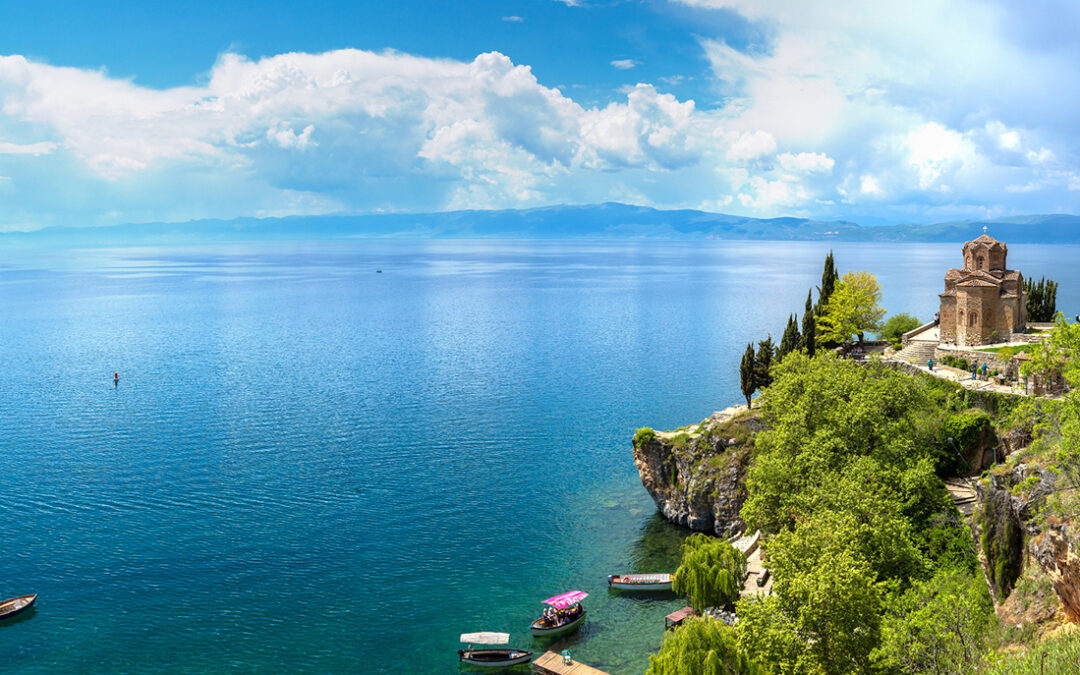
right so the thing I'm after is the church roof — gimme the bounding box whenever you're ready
[956,278,1000,288]
[965,233,1005,248]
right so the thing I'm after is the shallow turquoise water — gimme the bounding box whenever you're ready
[0,239,1073,673]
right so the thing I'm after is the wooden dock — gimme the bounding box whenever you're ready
[533,650,612,675]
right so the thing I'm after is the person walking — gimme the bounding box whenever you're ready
[927,358,934,371]
[971,365,977,380]
[981,363,988,380]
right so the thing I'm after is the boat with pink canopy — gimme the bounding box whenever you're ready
[529,591,588,638]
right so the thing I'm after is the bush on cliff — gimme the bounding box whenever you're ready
[634,427,656,448]
[672,533,746,612]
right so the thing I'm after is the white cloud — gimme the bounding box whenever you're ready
[610,59,639,70]
[502,15,524,22]
[0,140,57,155]
[777,151,834,173]
[725,130,775,162]
[860,175,883,196]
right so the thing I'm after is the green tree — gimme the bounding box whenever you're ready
[672,533,746,611]
[873,568,994,674]
[1021,314,1080,488]
[816,270,886,346]
[755,336,775,389]
[801,290,816,357]
[880,313,922,345]
[777,314,800,360]
[815,250,839,316]
[647,617,766,675]
[1024,276,1059,322]
[740,343,756,409]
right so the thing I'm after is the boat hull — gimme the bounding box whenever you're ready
[608,580,672,591]
[458,648,533,667]
[0,594,36,621]
[529,610,586,638]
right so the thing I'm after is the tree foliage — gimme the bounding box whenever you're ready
[815,250,839,316]
[816,270,886,346]
[777,315,800,360]
[734,353,988,674]
[647,617,766,675]
[873,568,994,674]
[672,533,746,612]
[740,343,757,409]
[801,290,816,357]
[1021,314,1080,490]
[755,336,775,390]
[1024,276,1058,323]
[880,312,922,345]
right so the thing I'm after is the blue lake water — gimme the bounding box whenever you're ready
[0,239,1074,673]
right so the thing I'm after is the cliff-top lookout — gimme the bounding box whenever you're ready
[939,234,1026,346]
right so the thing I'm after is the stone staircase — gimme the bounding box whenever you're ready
[945,478,978,518]
[891,340,938,365]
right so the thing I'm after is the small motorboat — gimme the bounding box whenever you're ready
[530,591,587,638]
[607,573,673,591]
[0,594,36,621]
[458,632,533,667]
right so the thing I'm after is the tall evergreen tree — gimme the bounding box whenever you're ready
[740,343,757,409]
[815,251,839,316]
[778,314,800,359]
[1024,276,1059,322]
[755,336,775,389]
[801,290,817,357]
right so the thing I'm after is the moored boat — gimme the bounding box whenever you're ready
[0,594,36,621]
[458,632,533,667]
[607,573,673,591]
[530,591,587,638]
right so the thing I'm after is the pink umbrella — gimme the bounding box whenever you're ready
[542,591,588,609]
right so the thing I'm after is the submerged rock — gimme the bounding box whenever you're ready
[632,405,762,536]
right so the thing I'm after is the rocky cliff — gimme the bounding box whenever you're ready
[632,405,763,536]
[977,453,1080,623]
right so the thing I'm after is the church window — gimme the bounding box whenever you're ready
[978,257,984,270]
[969,312,978,327]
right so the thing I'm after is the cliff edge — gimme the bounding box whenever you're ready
[632,404,763,536]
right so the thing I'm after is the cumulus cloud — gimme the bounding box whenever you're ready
[0,140,57,155]
[502,15,524,22]
[777,152,834,173]
[610,59,639,70]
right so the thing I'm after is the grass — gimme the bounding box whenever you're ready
[978,345,1033,356]
[986,627,1080,674]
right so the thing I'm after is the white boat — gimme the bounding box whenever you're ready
[529,591,588,639]
[458,632,533,668]
[607,573,673,591]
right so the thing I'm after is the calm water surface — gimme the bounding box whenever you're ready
[0,239,1074,673]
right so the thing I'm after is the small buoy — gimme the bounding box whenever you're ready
[376,270,382,273]
[114,371,119,386]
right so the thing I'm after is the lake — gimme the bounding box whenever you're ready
[0,239,1072,673]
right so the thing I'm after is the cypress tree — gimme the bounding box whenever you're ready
[801,290,817,357]
[815,251,838,316]
[740,343,756,409]
[755,336,774,389]
[778,314,800,359]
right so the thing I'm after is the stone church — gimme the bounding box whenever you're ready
[939,234,1026,346]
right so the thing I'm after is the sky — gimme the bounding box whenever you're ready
[1,0,1079,230]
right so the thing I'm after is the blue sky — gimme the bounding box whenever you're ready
[1,0,1078,230]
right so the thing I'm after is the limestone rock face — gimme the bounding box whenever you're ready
[632,405,762,536]
[1032,523,1080,621]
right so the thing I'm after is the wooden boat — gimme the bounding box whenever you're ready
[530,591,587,638]
[458,632,533,667]
[607,573,673,591]
[0,594,36,620]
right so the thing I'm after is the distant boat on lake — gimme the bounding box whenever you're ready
[0,594,36,621]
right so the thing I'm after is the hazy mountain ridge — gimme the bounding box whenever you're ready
[5,203,1080,245]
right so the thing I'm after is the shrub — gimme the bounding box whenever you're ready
[634,427,656,447]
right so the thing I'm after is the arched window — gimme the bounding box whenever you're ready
[978,257,985,270]
[969,312,979,327]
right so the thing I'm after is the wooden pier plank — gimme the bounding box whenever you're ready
[532,650,612,675]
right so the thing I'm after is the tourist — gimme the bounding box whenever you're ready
[981,363,988,379]
[927,358,934,371]
[971,365,977,380]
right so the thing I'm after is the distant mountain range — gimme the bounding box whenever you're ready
[6,203,1080,246]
